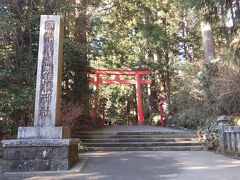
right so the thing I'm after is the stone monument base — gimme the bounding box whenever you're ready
[2,138,79,171]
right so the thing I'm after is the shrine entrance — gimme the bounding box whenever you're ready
[88,69,152,125]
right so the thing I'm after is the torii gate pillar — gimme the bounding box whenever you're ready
[135,74,144,125]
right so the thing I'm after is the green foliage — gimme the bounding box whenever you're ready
[98,85,138,124]
[62,38,91,103]
[170,0,240,129]
[172,103,214,129]
[171,61,214,129]
[0,1,94,138]
[78,141,86,153]
[1,0,240,133]
[211,62,240,115]
[172,58,240,129]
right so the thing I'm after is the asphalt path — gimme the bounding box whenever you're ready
[2,151,240,180]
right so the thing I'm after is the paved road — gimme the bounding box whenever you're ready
[2,151,240,180]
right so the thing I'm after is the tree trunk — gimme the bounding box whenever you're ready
[74,0,89,99]
[201,22,215,61]
[164,50,171,125]
[147,84,153,123]
[27,0,33,78]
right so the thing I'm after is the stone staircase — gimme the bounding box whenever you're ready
[72,127,203,151]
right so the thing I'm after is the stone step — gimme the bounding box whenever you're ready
[74,134,197,139]
[73,131,195,136]
[85,146,203,151]
[80,138,199,143]
[74,128,203,151]
[83,141,201,147]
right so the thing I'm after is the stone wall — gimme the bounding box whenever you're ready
[3,139,79,171]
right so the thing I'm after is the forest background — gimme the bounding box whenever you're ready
[1,0,240,139]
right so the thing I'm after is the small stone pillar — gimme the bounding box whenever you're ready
[215,116,231,152]
[2,15,79,171]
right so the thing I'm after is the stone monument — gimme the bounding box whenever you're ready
[215,115,231,152]
[2,15,79,171]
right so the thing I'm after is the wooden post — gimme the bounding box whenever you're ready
[135,74,144,125]
[126,97,130,125]
[92,73,100,117]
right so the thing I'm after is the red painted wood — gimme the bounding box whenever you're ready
[92,73,100,117]
[135,74,144,125]
[89,69,151,125]
[89,78,151,85]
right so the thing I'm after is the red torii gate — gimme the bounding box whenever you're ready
[88,69,152,125]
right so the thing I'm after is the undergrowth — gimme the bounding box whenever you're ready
[78,141,86,152]
[171,59,240,130]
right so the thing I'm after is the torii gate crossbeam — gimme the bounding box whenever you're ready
[88,69,152,125]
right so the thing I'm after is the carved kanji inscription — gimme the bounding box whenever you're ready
[39,21,55,124]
